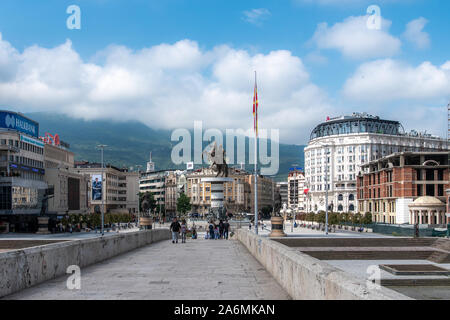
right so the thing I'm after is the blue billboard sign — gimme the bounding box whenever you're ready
[0,111,39,138]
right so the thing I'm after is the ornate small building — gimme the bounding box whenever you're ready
[408,196,446,225]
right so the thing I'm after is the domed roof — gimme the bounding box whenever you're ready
[412,196,444,205]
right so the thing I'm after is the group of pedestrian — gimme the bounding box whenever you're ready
[206,219,230,240]
[169,217,198,244]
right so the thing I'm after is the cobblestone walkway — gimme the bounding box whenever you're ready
[4,235,290,300]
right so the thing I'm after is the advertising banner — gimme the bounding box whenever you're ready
[91,174,102,201]
[0,111,39,138]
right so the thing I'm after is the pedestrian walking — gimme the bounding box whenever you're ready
[208,221,215,240]
[223,219,230,240]
[214,226,220,240]
[170,217,181,244]
[219,220,224,239]
[180,219,187,243]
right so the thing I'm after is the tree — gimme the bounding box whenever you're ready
[140,192,157,213]
[362,212,373,225]
[177,193,191,216]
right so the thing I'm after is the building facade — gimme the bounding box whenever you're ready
[305,113,448,214]
[245,174,276,217]
[0,111,47,231]
[357,152,449,224]
[287,170,306,212]
[44,143,89,216]
[74,162,139,215]
[447,189,450,223]
[140,170,169,213]
[186,167,250,215]
[277,182,288,208]
[164,170,187,218]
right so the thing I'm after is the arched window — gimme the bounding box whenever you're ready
[338,204,343,212]
[349,204,355,211]
[349,194,355,201]
[338,194,343,201]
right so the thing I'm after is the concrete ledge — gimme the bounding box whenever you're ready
[235,229,412,300]
[0,229,170,298]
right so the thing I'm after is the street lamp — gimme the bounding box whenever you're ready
[136,165,142,229]
[97,144,107,236]
[314,141,335,236]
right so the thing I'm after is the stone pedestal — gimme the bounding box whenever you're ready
[269,216,287,238]
[36,216,50,234]
[201,177,234,221]
[139,217,153,230]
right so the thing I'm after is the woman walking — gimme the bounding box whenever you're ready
[180,219,187,243]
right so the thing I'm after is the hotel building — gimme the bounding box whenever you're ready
[304,113,447,214]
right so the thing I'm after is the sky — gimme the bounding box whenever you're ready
[0,0,449,144]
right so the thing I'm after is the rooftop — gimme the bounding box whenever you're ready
[310,112,445,141]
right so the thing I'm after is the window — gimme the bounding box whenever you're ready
[349,204,355,212]
[349,194,355,201]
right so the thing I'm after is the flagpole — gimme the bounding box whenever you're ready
[254,71,258,235]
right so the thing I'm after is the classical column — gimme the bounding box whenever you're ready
[419,210,423,224]
[437,210,440,225]
[428,210,432,225]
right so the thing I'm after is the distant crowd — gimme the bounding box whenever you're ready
[169,217,231,244]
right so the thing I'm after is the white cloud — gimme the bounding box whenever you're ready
[310,15,401,59]
[242,8,271,26]
[342,58,450,138]
[403,17,430,49]
[0,33,332,144]
[343,59,450,102]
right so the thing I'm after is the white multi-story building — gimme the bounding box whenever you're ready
[305,113,448,213]
[287,170,306,212]
[276,182,288,208]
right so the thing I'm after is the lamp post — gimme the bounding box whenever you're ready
[314,141,334,236]
[288,209,293,233]
[136,165,142,229]
[97,144,107,236]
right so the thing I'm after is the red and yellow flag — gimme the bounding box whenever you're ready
[253,77,258,136]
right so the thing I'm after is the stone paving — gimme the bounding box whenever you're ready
[3,233,290,300]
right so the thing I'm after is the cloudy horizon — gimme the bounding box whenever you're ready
[0,0,448,144]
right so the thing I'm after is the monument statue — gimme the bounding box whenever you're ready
[269,192,287,237]
[272,192,282,217]
[201,142,233,221]
[203,142,229,177]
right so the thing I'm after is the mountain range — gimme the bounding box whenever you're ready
[26,112,305,181]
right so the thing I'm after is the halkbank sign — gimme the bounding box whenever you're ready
[0,110,39,138]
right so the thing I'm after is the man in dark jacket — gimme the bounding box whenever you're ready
[170,217,181,244]
[223,220,230,240]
